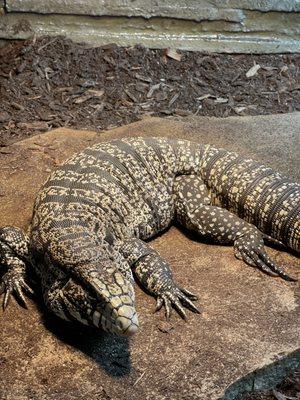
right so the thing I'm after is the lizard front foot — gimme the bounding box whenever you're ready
[121,238,201,321]
[0,268,34,310]
[0,225,34,309]
[234,230,296,282]
[155,284,200,320]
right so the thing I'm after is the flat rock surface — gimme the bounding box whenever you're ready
[0,114,299,400]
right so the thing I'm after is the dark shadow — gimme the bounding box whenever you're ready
[221,348,300,400]
[0,268,132,377]
[36,297,132,378]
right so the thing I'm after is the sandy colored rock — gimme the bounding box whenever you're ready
[213,0,300,11]
[3,0,300,53]
[6,1,244,21]
[1,13,300,53]
[6,0,300,17]
[0,114,299,400]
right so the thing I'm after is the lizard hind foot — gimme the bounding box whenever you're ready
[234,231,297,282]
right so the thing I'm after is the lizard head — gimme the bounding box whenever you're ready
[87,266,139,337]
[46,265,139,337]
[43,236,139,336]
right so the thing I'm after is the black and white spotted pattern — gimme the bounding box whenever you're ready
[0,137,299,336]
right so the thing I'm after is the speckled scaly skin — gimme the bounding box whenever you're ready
[0,137,299,336]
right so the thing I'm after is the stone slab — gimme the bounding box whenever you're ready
[0,113,299,400]
[5,1,245,21]
[6,0,300,17]
[213,0,300,11]
[0,13,299,53]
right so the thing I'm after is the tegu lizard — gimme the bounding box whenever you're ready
[0,137,299,336]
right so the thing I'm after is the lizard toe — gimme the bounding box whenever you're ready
[155,285,200,321]
[234,230,296,282]
[177,285,198,300]
[254,249,297,282]
[1,271,33,310]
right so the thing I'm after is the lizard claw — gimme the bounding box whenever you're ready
[234,232,297,282]
[177,285,198,301]
[1,271,33,310]
[155,285,200,321]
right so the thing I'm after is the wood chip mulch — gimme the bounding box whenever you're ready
[0,36,299,146]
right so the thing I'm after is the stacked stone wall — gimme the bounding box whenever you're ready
[0,1,299,52]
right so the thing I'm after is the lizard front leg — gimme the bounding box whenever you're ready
[0,226,34,309]
[174,175,296,281]
[120,238,200,320]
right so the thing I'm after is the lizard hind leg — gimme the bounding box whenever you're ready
[0,226,34,309]
[174,175,296,282]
